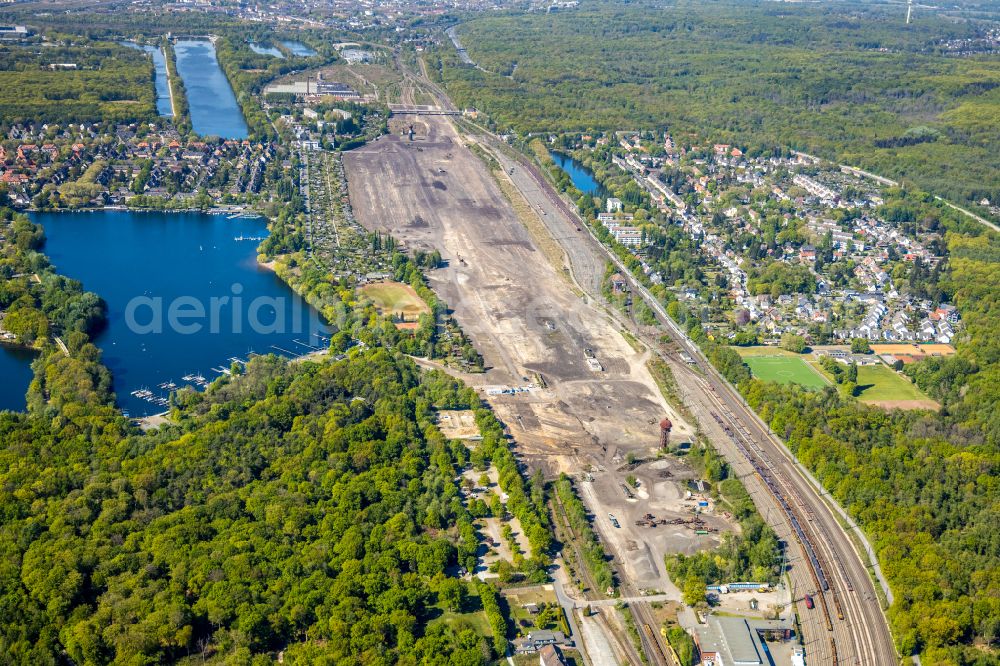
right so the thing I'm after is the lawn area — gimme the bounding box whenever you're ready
[742,354,831,389]
[359,281,430,321]
[855,364,938,409]
[502,586,566,636]
[426,589,494,640]
[735,346,938,409]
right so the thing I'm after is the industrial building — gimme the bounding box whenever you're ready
[341,48,372,64]
[265,73,361,100]
[693,615,794,666]
[0,25,28,40]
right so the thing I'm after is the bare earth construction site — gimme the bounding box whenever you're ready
[343,108,902,666]
[343,118,729,605]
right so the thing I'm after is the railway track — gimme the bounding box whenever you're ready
[507,152,898,664]
[551,486,603,600]
[552,488,646,666]
[707,406,831,596]
[694,374,895,666]
[476,137,884,665]
[619,582,672,666]
[641,619,673,666]
[405,45,898,666]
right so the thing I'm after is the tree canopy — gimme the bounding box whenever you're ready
[432,1,1000,214]
[0,348,525,664]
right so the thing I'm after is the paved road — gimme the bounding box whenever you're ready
[935,196,1000,233]
[550,562,589,665]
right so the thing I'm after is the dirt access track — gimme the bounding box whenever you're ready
[345,116,699,592]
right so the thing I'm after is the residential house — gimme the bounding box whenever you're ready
[513,630,569,654]
[538,645,567,666]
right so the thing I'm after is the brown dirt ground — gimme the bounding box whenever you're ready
[344,115,723,594]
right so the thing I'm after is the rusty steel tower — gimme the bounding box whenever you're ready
[659,417,672,449]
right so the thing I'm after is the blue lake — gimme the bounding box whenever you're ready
[550,150,607,197]
[280,40,316,57]
[29,211,327,417]
[0,345,36,412]
[174,40,248,139]
[249,42,284,58]
[121,42,173,117]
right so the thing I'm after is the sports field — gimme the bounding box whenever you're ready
[855,365,938,409]
[743,355,831,389]
[359,281,430,321]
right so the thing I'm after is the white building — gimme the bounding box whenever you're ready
[612,226,642,247]
[792,174,837,201]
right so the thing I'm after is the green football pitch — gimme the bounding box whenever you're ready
[743,355,831,389]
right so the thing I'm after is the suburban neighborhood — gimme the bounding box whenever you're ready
[555,129,963,351]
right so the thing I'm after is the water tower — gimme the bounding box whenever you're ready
[659,417,672,450]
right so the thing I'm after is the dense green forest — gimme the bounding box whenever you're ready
[432,0,1000,214]
[0,202,547,663]
[0,209,105,347]
[2,345,537,663]
[0,37,157,125]
[735,372,999,664]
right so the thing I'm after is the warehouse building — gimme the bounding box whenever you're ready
[693,615,794,666]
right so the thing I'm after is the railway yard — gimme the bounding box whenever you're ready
[0,3,990,664]
[459,111,901,665]
[341,84,899,664]
[344,115,707,663]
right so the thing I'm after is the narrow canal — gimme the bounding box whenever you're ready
[121,42,174,117]
[174,40,249,139]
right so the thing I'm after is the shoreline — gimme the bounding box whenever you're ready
[23,204,261,216]
[10,210,326,426]
[0,337,42,353]
[136,410,172,431]
[21,208,320,415]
